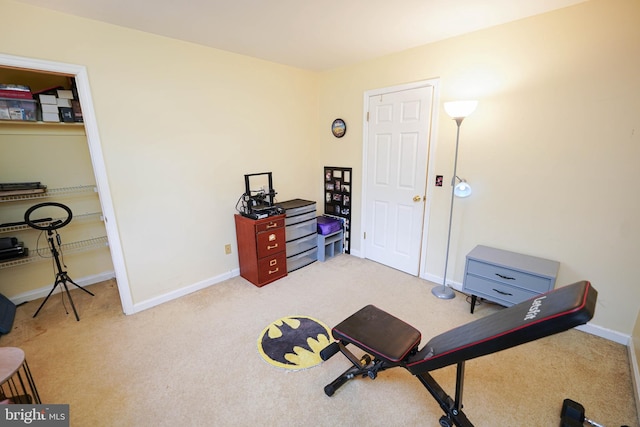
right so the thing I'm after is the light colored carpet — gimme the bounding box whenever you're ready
[1,255,637,426]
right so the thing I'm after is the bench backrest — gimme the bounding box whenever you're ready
[406,281,597,374]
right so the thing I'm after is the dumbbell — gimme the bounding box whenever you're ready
[560,399,604,427]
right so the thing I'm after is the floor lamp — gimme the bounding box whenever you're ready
[432,100,478,300]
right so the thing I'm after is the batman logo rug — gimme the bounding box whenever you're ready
[257,315,332,370]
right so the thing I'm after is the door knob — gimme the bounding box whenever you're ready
[413,195,422,202]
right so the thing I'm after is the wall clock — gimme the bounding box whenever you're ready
[331,118,346,138]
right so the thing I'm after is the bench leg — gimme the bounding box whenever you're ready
[321,341,396,397]
[415,362,474,427]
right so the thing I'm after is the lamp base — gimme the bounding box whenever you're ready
[432,285,456,300]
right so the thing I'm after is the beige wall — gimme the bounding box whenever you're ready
[0,0,320,304]
[316,0,640,334]
[1,0,638,335]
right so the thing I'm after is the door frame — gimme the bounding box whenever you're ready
[361,78,441,279]
[0,53,133,314]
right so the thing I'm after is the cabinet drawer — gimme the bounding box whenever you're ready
[255,217,284,233]
[464,275,537,306]
[286,233,317,257]
[281,201,316,217]
[257,251,287,283]
[287,247,317,272]
[466,260,553,293]
[285,210,316,226]
[256,227,285,258]
[285,218,317,241]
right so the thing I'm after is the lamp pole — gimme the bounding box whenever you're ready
[432,117,464,299]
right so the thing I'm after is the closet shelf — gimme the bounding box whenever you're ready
[0,120,84,127]
[0,185,97,203]
[0,212,103,234]
[0,235,109,269]
[0,120,86,137]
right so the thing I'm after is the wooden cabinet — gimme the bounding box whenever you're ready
[234,214,287,287]
[463,245,559,313]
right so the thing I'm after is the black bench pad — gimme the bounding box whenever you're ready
[332,305,421,363]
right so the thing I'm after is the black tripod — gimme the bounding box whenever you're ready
[25,202,94,321]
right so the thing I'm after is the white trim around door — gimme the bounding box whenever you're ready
[361,78,441,279]
[0,53,133,315]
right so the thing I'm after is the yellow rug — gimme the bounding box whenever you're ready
[257,315,332,370]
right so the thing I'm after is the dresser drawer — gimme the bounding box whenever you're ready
[278,199,316,217]
[285,218,317,241]
[286,233,317,258]
[256,227,285,258]
[285,210,316,226]
[257,251,287,283]
[286,203,316,216]
[255,217,284,233]
[464,275,537,306]
[466,260,553,294]
[287,247,317,272]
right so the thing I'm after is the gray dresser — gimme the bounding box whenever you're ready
[463,245,560,313]
[277,199,318,272]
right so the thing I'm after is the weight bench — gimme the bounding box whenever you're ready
[320,280,597,427]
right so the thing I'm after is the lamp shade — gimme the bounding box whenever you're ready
[454,180,472,198]
[444,100,478,119]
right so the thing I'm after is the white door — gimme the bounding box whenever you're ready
[363,85,434,275]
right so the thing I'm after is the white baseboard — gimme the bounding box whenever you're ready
[575,323,629,345]
[8,270,116,306]
[421,272,464,292]
[132,268,240,313]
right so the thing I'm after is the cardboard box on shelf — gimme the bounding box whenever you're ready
[56,89,74,99]
[38,94,57,105]
[42,112,60,122]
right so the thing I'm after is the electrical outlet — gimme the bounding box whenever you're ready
[224,244,232,255]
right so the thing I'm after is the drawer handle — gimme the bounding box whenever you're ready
[269,259,277,267]
[492,288,513,296]
[267,243,279,250]
[268,267,279,275]
[495,273,515,280]
[266,222,278,229]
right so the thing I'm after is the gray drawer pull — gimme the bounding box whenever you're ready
[495,273,515,280]
[492,288,513,296]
